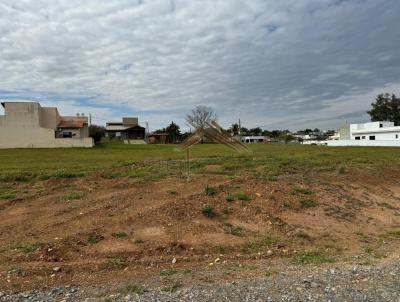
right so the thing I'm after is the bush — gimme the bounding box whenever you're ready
[202,205,215,217]
[300,199,317,208]
[293,187,313,195]
[204,184,217,196]
[292,250,334,265]
[112,231,128,239]
[89,124,106,144]
[225,195,235,202]
[105,257,128,269]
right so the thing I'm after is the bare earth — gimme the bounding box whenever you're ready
[0,163,399,300]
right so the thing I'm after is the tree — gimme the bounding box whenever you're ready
[249,127,262,136]
[367,93,400,125]
[229,123,240,136]
[281,133,295,144]
[89,125,105,144]
[165,121,181,143]
[186,105,217,128]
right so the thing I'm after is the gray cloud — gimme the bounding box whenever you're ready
[0,0,399,130]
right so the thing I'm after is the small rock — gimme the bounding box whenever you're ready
[172,257,177,264]
[266,250,273,256]
[215,258,220,263]
[53,267,62,272]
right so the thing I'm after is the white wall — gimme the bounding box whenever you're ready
[0,127,93,148]
[328,140,400,147]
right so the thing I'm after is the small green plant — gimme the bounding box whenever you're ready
[223,223,244,236]
[293,187,313,195]
[105,257,128,269]
[202,205,215,217]
[235,192,252,201]
[51,170,85,179]
[87,232,104,245]
[112,231,128,239]
[123,283,146,295]
[241,235,278,253]
[204,184,217,196]
[363,245,373,254]
[338,166,347,174]
[160,269,178,277]
[10,242,40,253]
[225,195,235,202]
[292,250,334,265]
[61,191,86,201]
[300,199,317,208]
[167,190,177,195]
[133,239,144,244]
[0,192,16,200]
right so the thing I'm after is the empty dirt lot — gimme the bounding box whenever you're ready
[0,144,399,299]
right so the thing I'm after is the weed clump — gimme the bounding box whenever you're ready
[202,205,215,218]
[293,187,313,195]
[112,231,128,239]
[292,250,334,265]
[105,257,128,269]
[300,199,317,208]
[204,184,217,196]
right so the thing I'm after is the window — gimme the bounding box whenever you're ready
[379,123,383,128]
[362,136,365,139]
[369,136,375,140]
[62,132,72,138]
[355,136,361,140]
[396,134,399,139]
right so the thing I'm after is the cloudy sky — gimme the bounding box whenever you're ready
[0,0,399,131]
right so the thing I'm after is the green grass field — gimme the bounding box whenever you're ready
[0,141,399,181]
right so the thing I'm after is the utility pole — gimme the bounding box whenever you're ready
[239,118,242,142]
[89,113,92,126]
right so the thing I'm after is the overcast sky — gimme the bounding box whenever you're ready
[0,0,399,131]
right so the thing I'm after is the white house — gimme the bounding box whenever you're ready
[327,121,400,147]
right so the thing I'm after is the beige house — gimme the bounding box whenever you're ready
[0,102,93,148]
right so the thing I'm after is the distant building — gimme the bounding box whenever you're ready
[328,121,400,147]
[0,102,93,148]
[148,133,170,144]
[105,117,145,140]
[240,136,269,143]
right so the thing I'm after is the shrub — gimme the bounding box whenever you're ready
[51,170,85,179]
[223,223,244,236]
[10,242,40,253]
[112,231,128,239]
[202,205,215,218]
[225,195,235,202]
[87,232,104,245]
[241,236,278,253]
[0,192,16,200]
[292,250,334,265]
[160,269,178,277]
[293,187,313,195]
[204,184,217,196]
[300,199,317,208]
[105,257,128,269]
[235,192,252,201]
[61,191,86,201]
[89,125,106,144]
